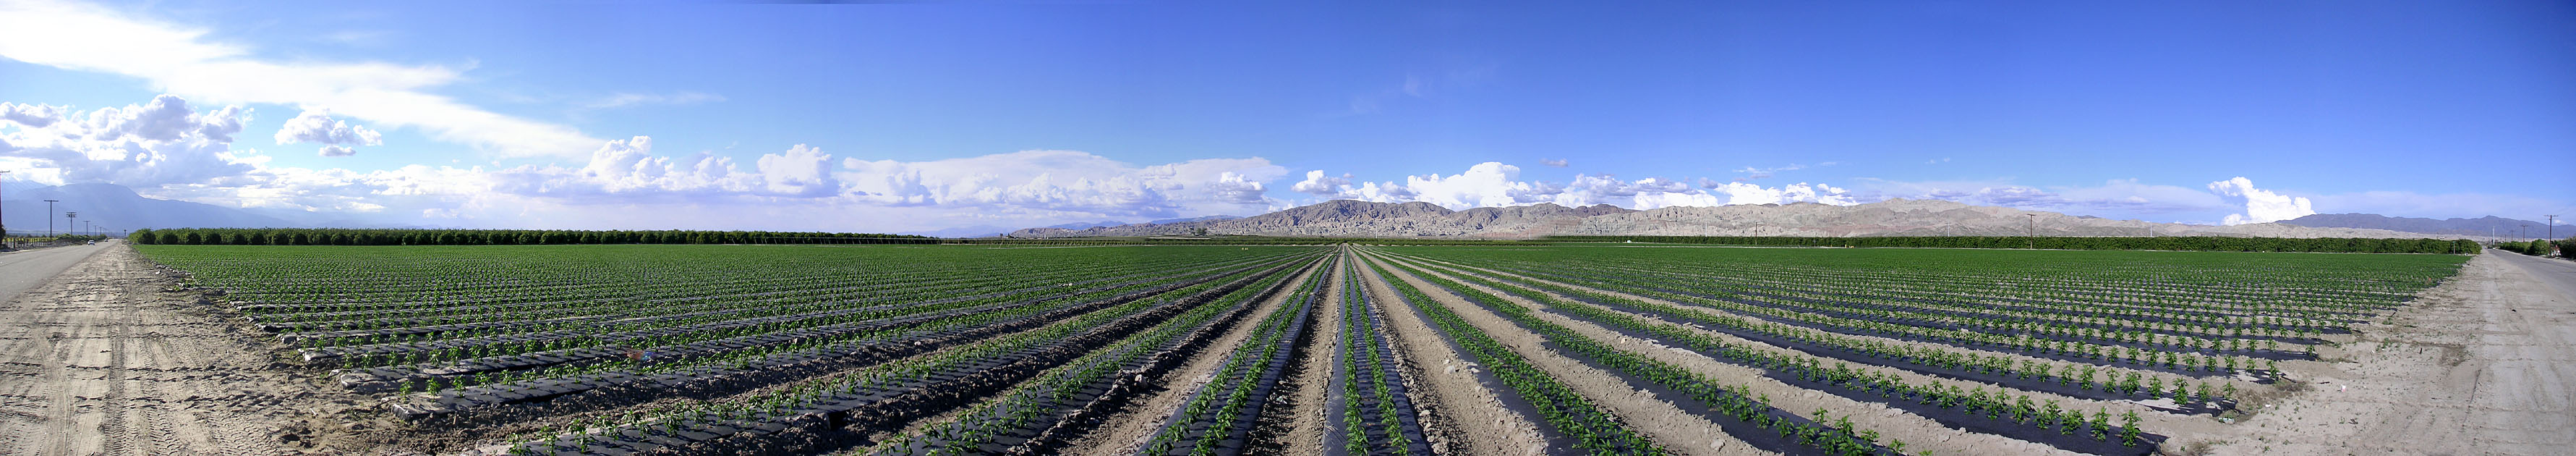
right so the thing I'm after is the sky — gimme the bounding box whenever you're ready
[1,0,2572,233]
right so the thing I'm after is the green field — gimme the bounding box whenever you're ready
[136,243,2468,455]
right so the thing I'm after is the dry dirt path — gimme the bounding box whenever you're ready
[0,242,108,305]
[0,245,373,456]
[2207,252,2576,455]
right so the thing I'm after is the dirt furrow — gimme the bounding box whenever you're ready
[1355,251,1548,456]
[1056,261,1319,455]
[1362,252,1749,455]
[1376,253,2076,456]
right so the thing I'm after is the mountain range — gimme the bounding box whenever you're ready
[2278,214,2558,238]
[0,182,2534,240]
[1005,198,2475,240]
[1,183,295,236]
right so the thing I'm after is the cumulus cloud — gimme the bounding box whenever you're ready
[274,108,383,156]
[2208,177,2315,225]
[1,102,66,127]
[840,151,1289,217]
[1290,169,1352,195]
[1296,162,1858,211]
[0,1,602,158]
[0,95,262,188]
[755,144,837,198]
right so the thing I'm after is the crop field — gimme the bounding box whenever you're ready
[131,243,2469,456]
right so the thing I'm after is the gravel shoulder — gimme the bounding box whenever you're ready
[2204,252,2576,455]
[0,245,378,455]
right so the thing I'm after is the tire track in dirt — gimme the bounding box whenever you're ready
[0,245,374,456]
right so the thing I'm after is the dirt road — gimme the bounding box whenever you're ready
[0,245,371,456]
[0,242,108,305]
[2214,251,2576,455]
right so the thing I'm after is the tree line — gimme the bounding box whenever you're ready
[125,228,938,245]
[2494,238,2573,259]
[1543,235,2483,254]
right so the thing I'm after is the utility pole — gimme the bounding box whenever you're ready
[1,169,9,240]
[2025,214,2037,249]
[2521,224,2530,240]
[43,200,57,237]
[2549,215,2559,240]
[65,212,76,238]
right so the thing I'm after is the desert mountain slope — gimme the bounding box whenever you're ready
[2279,213,2551,237]
[1003,198,2463,240]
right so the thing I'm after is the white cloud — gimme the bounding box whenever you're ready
[1,102,66,127]
[1539,159,1569,167]
[755,144,837,198]
[0,95,262,188]
[581,91,725,109]
[2208,177,2315,225]
[274,108,382,157]
[840,150,1289,217]
[0,0,602,159]
[1297,163,1857,211]
[1290,169,1352,195]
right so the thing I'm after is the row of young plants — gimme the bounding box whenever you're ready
[1374,253,2162,455]
[474,253,1321,455]
[1135,256,1327,455]
[1369,253,1903,456]
[1323,253,1431,456]
[1470,250,2421,339]
[1375,251,2243,407]
[1498,259,2334,347]
[863,259,1326,456]
[1358,256,1666,455]
[385,254,1306,415]
[1477,261,2300,377]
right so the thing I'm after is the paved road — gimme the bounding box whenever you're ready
[0,240,108,305]
[2494,248,2576,300]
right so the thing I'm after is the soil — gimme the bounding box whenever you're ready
[1356,252,1550,456]
[1268,258,1342,455]
[0,245,385,455]
[2195,252,2576,455]
[1373,253,2078,456]
[1361,252,1764,456]
[1062,259,1319,455]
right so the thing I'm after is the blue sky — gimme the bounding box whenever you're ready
[1,0,2571,233]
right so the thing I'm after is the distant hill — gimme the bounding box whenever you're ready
[1,183,294,235]
[2279,213,2551,237]
[1008,200,1636,237]
[1148,215,1242,224]
[1005,198,2460,240]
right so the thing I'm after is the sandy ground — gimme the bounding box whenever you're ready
[0,245,380,456]
[2196,252,2576,455]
